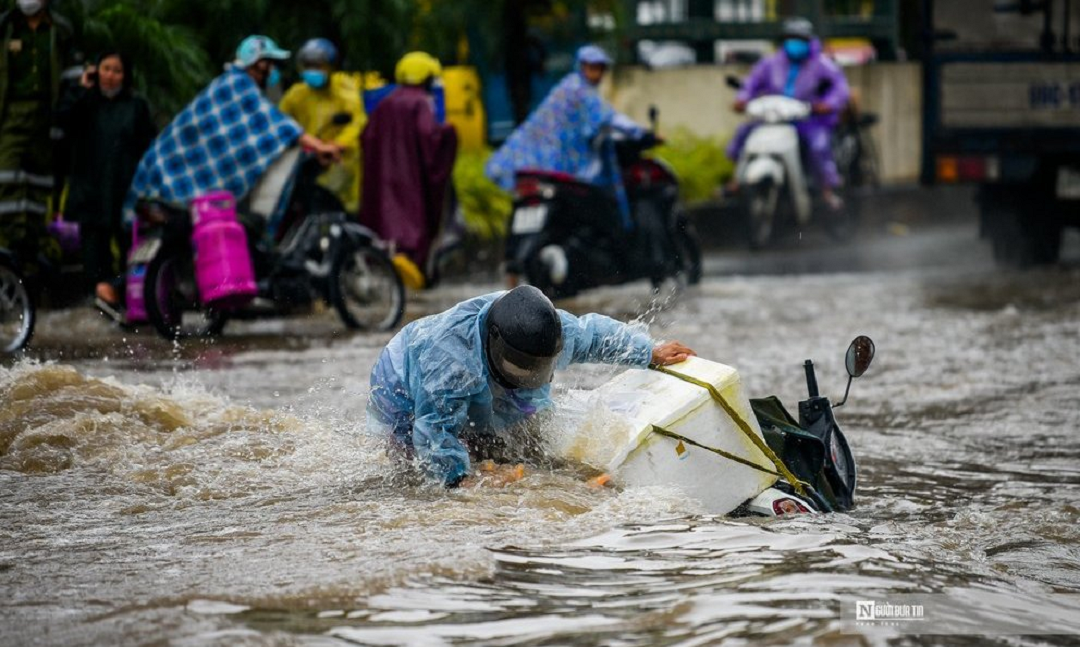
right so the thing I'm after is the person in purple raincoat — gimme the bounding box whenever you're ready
[360,52,458,287]
[726,17,850,209]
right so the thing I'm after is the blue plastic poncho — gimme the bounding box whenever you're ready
[484,72,643,225]
[367,292,654,485]
[123,67,304,223]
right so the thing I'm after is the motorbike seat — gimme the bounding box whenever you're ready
[516,168,585,187]
[134,199,186,222]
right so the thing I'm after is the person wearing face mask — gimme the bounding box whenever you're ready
[123,35,341,229]
[54,51,155,306]
[0,0,74,271]
[485,45,644,226]
[279,38,365,213]
[727,17,850,210]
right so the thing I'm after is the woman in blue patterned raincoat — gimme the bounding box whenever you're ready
[484,45,644,228]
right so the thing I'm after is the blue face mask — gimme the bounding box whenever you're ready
[302,70,329,89]
[267,67,282,89]
[783,38,810,62]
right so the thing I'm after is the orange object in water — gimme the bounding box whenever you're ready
[586,473,612,488]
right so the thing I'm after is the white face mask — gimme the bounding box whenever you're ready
[17,0,45,16]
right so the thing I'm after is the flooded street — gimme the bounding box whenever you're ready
[4,195,1080,645]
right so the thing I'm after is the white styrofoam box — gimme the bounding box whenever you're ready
[557,357,778,514]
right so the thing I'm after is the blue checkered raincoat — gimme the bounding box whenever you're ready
[123,67,304,224]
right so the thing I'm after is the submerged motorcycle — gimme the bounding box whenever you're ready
[504,109,702,299]
[727,76,858,250]
[735,335,875,517]
[131,147,404,341]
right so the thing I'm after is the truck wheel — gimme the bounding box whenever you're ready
[992,220,1061,267]
[982,187,1061,267]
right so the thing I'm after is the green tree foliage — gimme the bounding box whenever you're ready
[54,0,416,116]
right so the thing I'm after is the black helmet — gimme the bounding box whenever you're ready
[485,286,564,390]
[781,16,815,41]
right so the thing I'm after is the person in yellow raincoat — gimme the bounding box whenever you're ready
[279,38,365,212]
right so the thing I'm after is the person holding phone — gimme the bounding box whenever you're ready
[56,50,156,306]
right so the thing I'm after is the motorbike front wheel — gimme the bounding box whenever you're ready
[744,181,780,250]
[328,244,405,331]
[821,190,859,242]
[0,257,35,355]
[144,249,228,341]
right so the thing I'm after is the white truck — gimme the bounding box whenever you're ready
[924,0,1080,265]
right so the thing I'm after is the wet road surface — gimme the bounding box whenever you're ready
[3,186,1080,645]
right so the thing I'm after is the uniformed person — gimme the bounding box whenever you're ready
[0,0,73,268]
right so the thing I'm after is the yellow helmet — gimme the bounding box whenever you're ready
[395,51,442,86]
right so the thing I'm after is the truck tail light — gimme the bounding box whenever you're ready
[936,155,1000,183]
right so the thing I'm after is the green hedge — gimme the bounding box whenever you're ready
[653,128,735,204]
[453,150,513,241]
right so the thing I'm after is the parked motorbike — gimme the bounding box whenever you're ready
[0,250,34,355]
[504,109,701,299]
[727,76,858,249]
[734,335,875,517]
[834,106,881,191]
[0,218,88,356]
[133,148,404,341]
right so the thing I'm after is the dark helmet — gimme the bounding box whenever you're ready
[298,38,338,67]
[781,16,815,41]
[485,286,564,390]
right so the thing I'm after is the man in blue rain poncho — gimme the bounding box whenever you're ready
[368,286,695,487]
[485,45,642,228]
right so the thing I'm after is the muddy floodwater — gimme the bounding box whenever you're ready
[3,220,1080,645]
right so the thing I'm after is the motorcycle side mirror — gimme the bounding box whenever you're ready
[725,75,743,90]
[836,336,875,407]
[332,112,353,126]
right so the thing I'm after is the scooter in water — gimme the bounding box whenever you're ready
[504,109,702,299]
[735,335,875,517]
[132,147,405,341]
[727,76,858,249]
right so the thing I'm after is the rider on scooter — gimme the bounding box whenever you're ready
[727,17,850,210]
[123,35,342,228]
[486,44,645,229]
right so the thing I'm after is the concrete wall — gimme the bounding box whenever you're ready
[607,62,923,184]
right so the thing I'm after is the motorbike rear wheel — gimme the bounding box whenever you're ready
[745,181,779,250]
[144,249,228,341]
[328,244,404,331]
[671,210,703,285]
[0,257,34,355]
